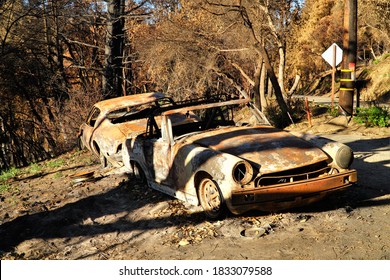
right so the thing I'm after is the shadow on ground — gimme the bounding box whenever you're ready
[0,136,388,257]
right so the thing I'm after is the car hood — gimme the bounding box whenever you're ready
[185,126,329,174]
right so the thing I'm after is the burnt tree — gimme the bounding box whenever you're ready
[103,0,125,98]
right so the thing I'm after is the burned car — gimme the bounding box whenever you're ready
[78,92,178,168]
[123,96,357,218]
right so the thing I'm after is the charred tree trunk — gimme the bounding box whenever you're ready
[257,45,290,124]
[253,58,262,109]
[103,0,125,98]
[42,0,69,101]
[253,58,269,112]
[278,43,286,95]
[259,61,268,112]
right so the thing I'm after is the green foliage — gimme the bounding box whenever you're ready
[374,53,390,64]
[53,172,63,179]
[0,157,67,193]
[354,106,390,127]
[46,159,65,168]
[0,167,19,182]
[327,106,339,117]
[27,163,42,174]
[0,167,19,193]
[0,183,11,193]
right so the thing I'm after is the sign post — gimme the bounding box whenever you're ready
[322,43,343,109]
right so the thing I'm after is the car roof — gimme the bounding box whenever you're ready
[94,92,166,114]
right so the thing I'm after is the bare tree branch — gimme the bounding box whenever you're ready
[61,35,104,50]
[231,62,255,86]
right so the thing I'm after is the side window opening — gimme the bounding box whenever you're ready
[110,106,153,124]
[87,108,101,127]
[145,116,161,138]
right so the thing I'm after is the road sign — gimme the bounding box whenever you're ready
[322,43,343,109]
[322,43,343,67]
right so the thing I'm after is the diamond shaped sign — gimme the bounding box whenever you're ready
[322,43,343,67]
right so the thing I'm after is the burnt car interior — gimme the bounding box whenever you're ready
[109,97,176,125]
[142,95,245,139]
[171,107,235,138]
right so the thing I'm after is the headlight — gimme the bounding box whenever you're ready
[232,161,253,185]
[335,146,354,169]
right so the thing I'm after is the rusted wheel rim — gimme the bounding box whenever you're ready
[199,178,223,218]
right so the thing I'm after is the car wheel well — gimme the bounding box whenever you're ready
[77,136,84,150]
[93,142,108,168]
[93,141,100,154]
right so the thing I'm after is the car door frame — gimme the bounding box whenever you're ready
[142,115,174,185]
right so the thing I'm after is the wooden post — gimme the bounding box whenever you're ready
[339,0,357,116]
[305,97,312,127]
[331,44,336,110]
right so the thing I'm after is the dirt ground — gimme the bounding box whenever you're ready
[0,115,389,260]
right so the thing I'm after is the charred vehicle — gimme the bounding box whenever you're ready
[122,96,357,218]
[78,92,182,168]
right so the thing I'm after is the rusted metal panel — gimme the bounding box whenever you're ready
[162,98,251,116]
[230,170,357,214]
[117,119,148,136]
[79,92,168,167]
[95,92,165,114]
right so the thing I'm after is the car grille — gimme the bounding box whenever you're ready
[255,162,331,187]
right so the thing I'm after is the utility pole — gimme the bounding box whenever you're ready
[339,0,357,116]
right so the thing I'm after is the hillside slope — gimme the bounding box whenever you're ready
[358,55,390,103]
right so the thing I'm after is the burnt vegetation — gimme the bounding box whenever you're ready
[1,0,389,170]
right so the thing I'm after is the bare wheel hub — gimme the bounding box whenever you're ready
[199,178,224,219]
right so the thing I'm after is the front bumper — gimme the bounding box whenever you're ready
[229,169,357,214]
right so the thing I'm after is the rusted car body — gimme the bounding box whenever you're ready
[122,97,357,218]
[78,92,179,167]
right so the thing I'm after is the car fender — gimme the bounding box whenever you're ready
[288,131,354,170]
[172,144,246,205]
